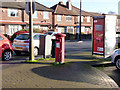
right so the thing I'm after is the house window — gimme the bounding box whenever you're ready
[67,26,74,34]
[81,26,85,33]
[33,25,40,29]
[81,16,83,22]
[43,27,48,31]
[43,11,49,19]
[87,16,90,22]
[64,27,67,33]
[57,15,62,21]
[58,27,62,33]
[66,16,72,21]
[78,16,83,22]
[8,25,22,35]
[8,9,18,17]
[33,11,38,18]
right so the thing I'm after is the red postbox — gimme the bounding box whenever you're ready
[55,33,66,64]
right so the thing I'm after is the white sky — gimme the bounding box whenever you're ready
[1,0,119,14]
[36,0,120,14]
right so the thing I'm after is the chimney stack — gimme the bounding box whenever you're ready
[59,1,64,5]
[66,0,72,10]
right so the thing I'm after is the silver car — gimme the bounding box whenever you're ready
[12,33,44,56]
[111,49,120,70]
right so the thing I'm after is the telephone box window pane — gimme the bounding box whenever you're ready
[95,25,103,31]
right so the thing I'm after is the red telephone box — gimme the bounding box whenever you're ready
[92,15,117,58]
[55,33,66,64]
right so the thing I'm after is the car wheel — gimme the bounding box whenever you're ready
[34,48,38,56]
[116,59,120,70]
[14,51,21,55]
[2,51,12,61]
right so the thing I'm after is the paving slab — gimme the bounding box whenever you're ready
[2,60,119,88]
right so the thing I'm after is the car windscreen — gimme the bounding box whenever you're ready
[16,34,29,40]
[45,32,53,35]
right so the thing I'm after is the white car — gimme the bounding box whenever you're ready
[12,33,44,56]
[45,31,59,39]
[111,49,120,70]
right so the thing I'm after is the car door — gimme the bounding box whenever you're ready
[0,35,3,59]
[33,34,41,48]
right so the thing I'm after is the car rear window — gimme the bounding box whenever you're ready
[16,34,29,40]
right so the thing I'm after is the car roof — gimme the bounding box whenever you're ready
[20,33,44,35]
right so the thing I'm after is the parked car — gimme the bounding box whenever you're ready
[111,49,120,70]
[12,33,44,56]
[45,31,59,36]
[10,30,29,43]
[0,33,13,61]
[45,31,59,39]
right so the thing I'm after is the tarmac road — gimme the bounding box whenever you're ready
[1,40,120,88]
[65,40,120,87]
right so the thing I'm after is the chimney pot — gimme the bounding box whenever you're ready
[66,0,72,10]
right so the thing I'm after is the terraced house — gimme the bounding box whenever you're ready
[0,1,53,35]
[51,0,102,34]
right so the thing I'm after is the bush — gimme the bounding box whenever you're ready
[33,28,47,33]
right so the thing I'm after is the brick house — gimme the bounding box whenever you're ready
[51,0,102,34]
[72,9,102,34]
[0,2,53,35]
[51,1,79,34]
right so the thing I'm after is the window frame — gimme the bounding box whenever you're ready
[87,16,90,22]
[8,8,18,17]
[8,25,22,35]
[43,27,48,31]
[33,25,40,29]
[43,11,49,19]
[33,11,38,18]
[66,16,72,22]
[57,15,62,21]
[78,16,83,22]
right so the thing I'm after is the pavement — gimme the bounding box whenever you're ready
[1,40,120,89]
[2,58,119,88]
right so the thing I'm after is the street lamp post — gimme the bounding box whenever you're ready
[79,0,82,41]
[29,0,34,60]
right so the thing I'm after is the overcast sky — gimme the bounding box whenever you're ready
[36,0,120,14]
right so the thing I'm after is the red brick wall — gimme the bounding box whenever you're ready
[75,16,93,27]
[54,15,75,26]
[0,8,22,21]
[0,8,52,24]
[24,11,52,24]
